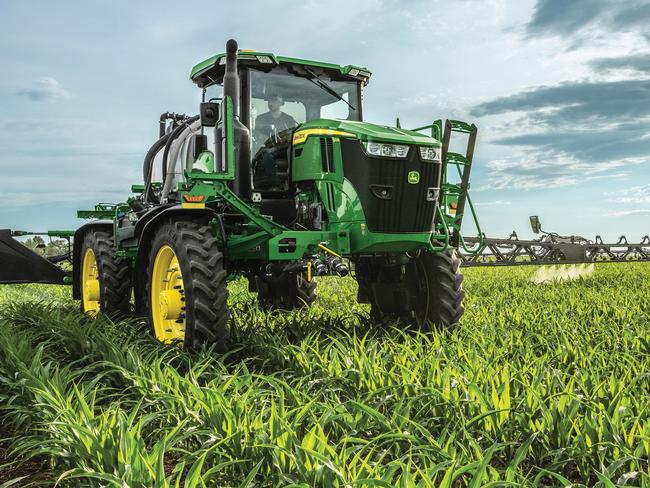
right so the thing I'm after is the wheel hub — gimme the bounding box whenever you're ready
[85,279,100,301]
[150,245,186,344]
[159,289,183,320]
[81,247,100,314]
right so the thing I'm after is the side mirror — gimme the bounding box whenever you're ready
[200,102,219,126]
[529,215,541,234]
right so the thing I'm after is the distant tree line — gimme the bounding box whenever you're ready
[21,236,70,257]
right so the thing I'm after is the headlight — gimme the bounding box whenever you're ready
[363,141,409,158]
[419,146,440,161]
[255,55,274,64]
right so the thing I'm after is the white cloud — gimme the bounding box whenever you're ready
[16,77,70,102]
[0,191,126,207]
[478,149,645,190]
[604,208,650,217]
[475,200,512,206]
[605,184,650,204]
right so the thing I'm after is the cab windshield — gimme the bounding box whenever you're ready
[249,68,361,153]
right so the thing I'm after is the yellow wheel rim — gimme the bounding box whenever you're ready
[81,247,100,315]
[151,245,186,344]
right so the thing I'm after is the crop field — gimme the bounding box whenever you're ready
[0,264,648,487]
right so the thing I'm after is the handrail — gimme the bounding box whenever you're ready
[454,164,483,254]
[411,119,443,140]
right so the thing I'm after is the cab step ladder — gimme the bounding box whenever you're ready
[440,120,478,247]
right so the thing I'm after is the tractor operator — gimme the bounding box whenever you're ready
[252,93,297,190]
[254,93,297,139]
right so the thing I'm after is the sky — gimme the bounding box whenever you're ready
[0,0,649,241]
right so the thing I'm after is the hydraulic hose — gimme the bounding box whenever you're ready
[161,118,201,201]
[143,115,198,203]
[161,115,199,184]
[142,132,172,203]
[170,119,201,174]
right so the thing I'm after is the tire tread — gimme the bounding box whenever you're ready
[81,231,132,316]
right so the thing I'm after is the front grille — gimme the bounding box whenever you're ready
[341,139,441,233]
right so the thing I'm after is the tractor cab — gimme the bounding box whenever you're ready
[190,51,370,207]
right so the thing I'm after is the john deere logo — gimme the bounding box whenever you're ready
[407,171,420,184]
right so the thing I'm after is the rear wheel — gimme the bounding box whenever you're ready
[356,250,464,330]
[80,230,132,317]
[146,220,230,350]
[253,272,317,310]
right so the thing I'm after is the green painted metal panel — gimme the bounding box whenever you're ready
[47,230,75,237]
[190,51,371,83]
[292,135,343,183]
[77,203,118,220]
[296,119,442,145]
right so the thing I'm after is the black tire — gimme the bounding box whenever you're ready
[417,250,465,329]
[356,250,464,330]
[80,230,132,316]
[254,272,317,310]
[146,220,230,350]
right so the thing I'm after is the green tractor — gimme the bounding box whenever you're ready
[0,39,481,350]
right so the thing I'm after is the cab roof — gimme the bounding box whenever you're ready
[190,50,372,88]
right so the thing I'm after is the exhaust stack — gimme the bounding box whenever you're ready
[223,39,240,116]
[218,38,250,198]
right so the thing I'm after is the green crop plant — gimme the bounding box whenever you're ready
[0,263,648,487]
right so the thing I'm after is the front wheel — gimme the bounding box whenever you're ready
[355,250,465,330]
[146,220,230,350]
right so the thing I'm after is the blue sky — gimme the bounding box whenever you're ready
[1,0,649,240]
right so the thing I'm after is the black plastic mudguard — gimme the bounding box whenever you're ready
[0,229,68,285]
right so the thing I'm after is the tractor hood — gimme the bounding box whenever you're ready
[296,119,442,146]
